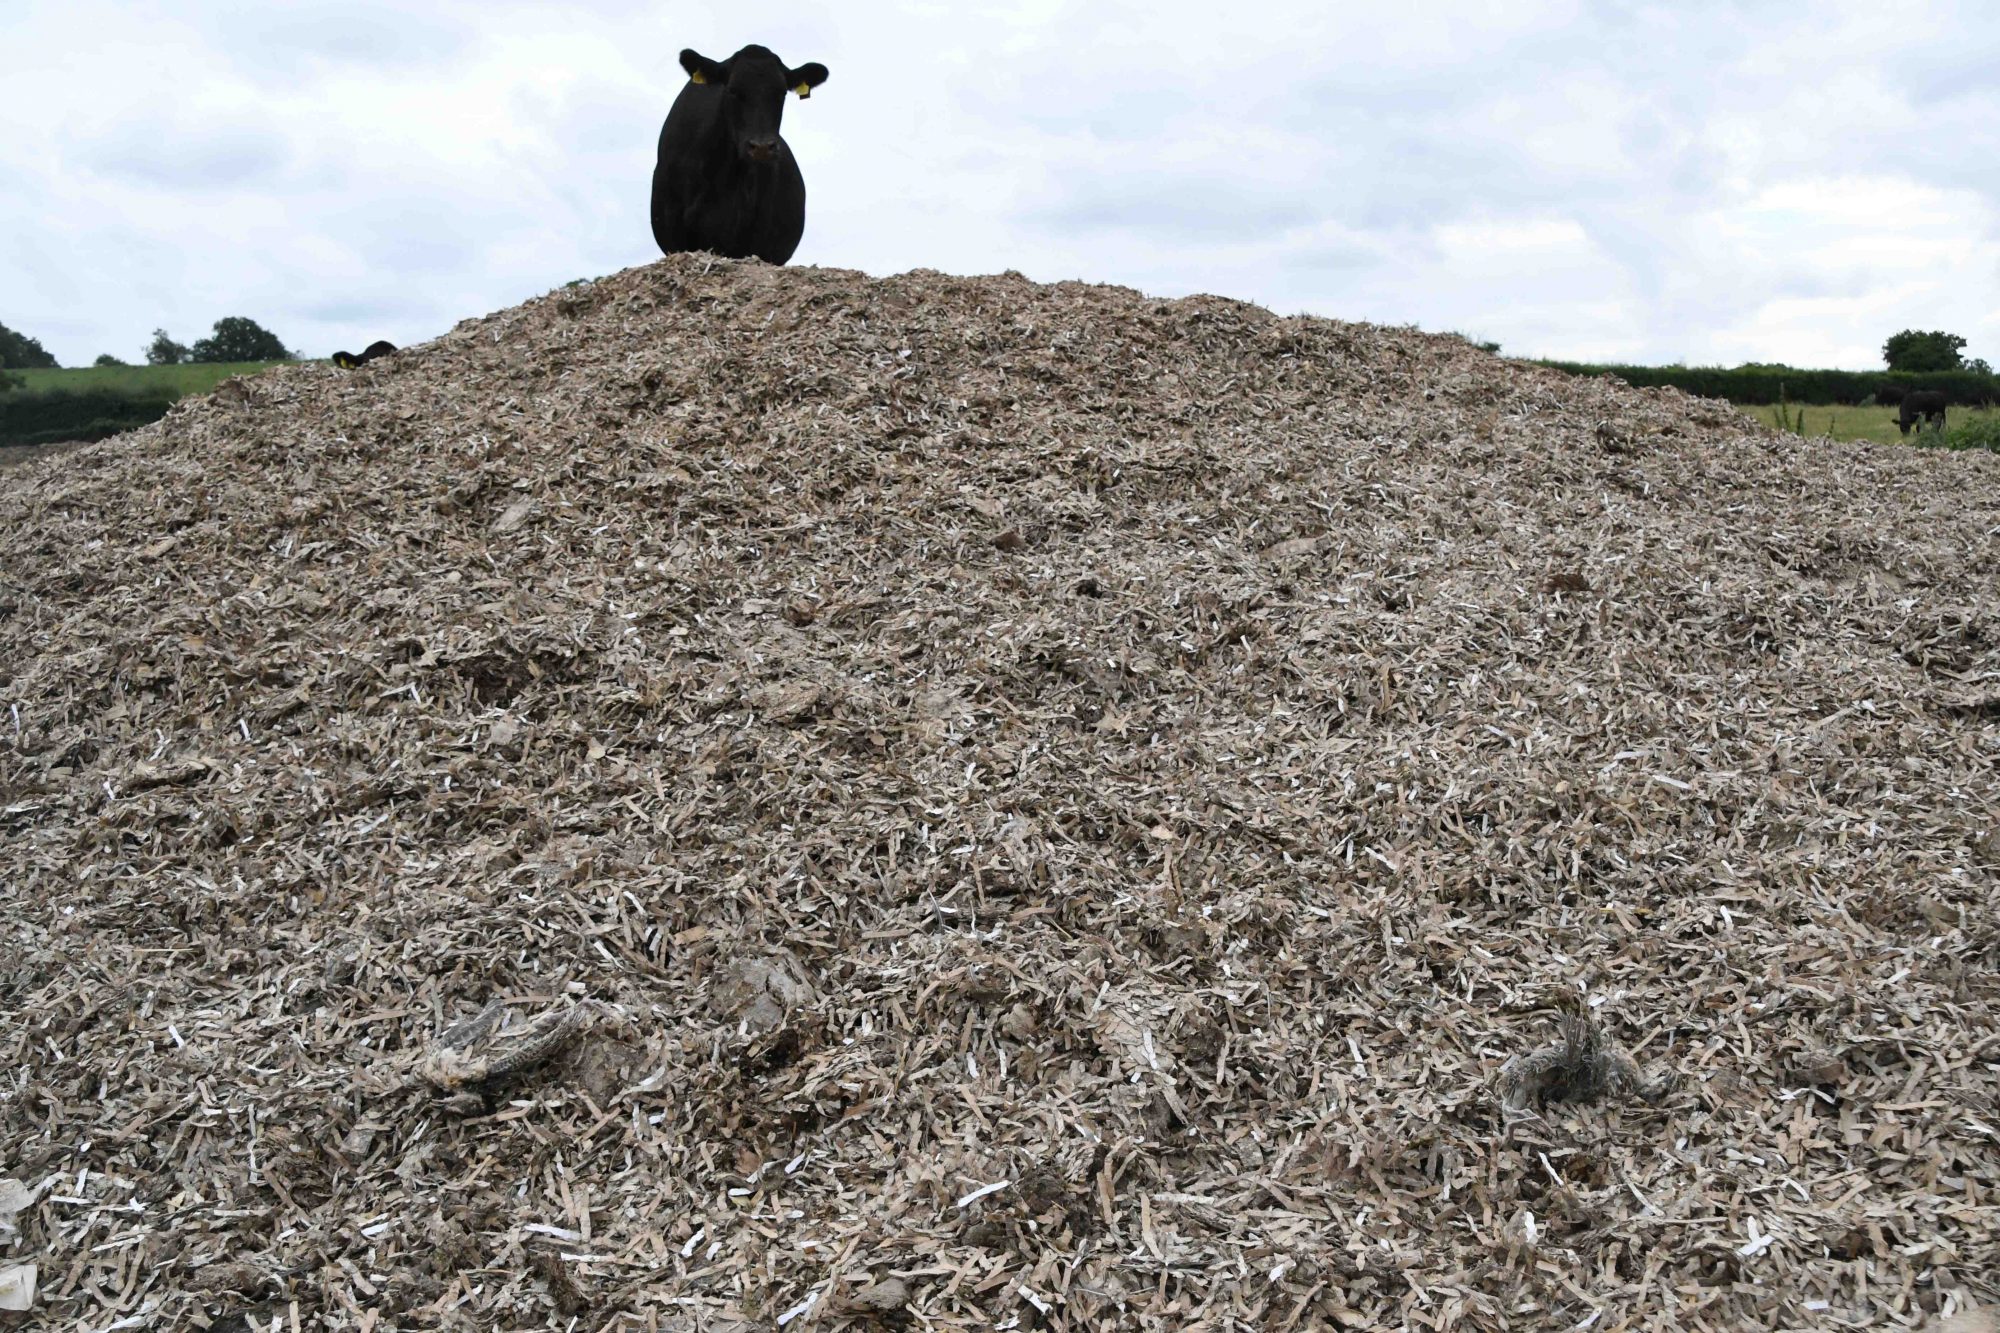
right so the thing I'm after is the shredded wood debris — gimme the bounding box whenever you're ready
[1494,1011,1664,1114]
[837,1274,911,1315]
[416,998,596,1095]
[2,254,1998,1330]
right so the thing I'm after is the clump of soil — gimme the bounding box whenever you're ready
[2,255,1997,1330]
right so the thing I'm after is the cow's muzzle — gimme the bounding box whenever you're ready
[744,138,778,162]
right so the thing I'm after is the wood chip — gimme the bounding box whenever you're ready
[2,253,1997,1329]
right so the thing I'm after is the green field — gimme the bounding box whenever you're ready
[1744,401,1999,445]
[5,361,291,397]
[0,361,300,448]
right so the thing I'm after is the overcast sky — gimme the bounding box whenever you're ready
[6,0,1997,369]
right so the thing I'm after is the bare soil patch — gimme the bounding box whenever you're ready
[3,256,1998,1330]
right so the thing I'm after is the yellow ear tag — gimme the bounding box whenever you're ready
[794,82,812,99]
[690,70,706,84]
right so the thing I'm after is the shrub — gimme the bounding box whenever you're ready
[0,386,179,446]
[94,353,129,367]
[1936,414,2000,453]
[1538,361,2000,408]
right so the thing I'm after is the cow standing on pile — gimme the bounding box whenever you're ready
[650,44,829,265]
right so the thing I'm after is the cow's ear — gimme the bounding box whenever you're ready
[788,62,828,99]
[680,49,726,85]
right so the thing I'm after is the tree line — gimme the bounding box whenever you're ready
[0,316,295,372]
[1539,329,1996,408]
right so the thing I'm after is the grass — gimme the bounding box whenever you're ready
[2,361,291,398]
[0,360,304,448]
[1743,401,2000,446]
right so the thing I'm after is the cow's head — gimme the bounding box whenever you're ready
[682,45,828,164]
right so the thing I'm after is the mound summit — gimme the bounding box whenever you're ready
[3,256,1998,1330]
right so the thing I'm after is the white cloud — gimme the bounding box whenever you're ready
[3,0,1996,369]
[1698,177,2000,366]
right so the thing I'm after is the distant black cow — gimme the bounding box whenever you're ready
[650,44,829,265]
[331,340,397,369]
[1897,389,1948,435]
[1874,382,1907,407]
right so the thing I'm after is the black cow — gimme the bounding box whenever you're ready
[1874,382,1907,407]
[331,340,397,369]
[650,44,829,265]
[1897,389,1948,435]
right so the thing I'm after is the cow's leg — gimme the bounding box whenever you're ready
[651,170,690,256]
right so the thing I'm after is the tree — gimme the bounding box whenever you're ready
[190,316,291,364]
[94,353,129,367]
[145,329,191,365]
[0,320,59,369]
[0,368,21,393]
[1882,329,1966,373]
[1968,357,1993,376]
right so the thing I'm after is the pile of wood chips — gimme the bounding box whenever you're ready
[3,255,1998,1331]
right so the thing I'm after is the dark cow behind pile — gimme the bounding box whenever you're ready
[1897,389,1948,435]
[650,44,828,265]
[331,340,397,369]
